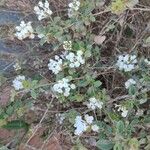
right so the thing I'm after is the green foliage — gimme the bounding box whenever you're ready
[2,120,29,131]
[1,0,149,149]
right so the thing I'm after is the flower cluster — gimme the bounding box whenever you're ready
[48,50,85,74]
[53,78,76,97]
[63,41,72,50]
[125,78,136,89]
[15,21,34,40]
[66,50,85,68]
[48,55,63,74]
[86,97,103,110]
[34,0,52,20]
[116,54,137,72]
[116,105,128,117]
[74,114,99,136]
[12,75,25,90]
[68,0,80,17]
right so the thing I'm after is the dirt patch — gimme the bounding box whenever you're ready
[19,127,62,150]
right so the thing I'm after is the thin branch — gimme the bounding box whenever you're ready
[24,97,54,147]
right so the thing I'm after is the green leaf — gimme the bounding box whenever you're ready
[31,80,38,87]
[31,90,37,99]
[108,112,120,121]
[66,109,79,124]
[84,50,91,58]
[70,94,84,102]
[116,121,125,135]
[87,86,95,95]
[97,139,114,150]
[114,142,123,150]
[6,106,14,115]
[128,85,136,95]
[128,138,139,150]
[89,15,96,22]
[22,80,31,89]
[0,146,10,150]
[2,120,29,131]
[94,81,102,88]
[77,79,89,87]
[40,37,47,46]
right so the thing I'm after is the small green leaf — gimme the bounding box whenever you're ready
[31,80,38,87]
[2,120,29,131]
[6,106,14,115]
[87,86,95,95]
[114,142,123,150]
[31,90,37,99]
[94,81,102,88]
[128,85,136,95]
[128,138,139,150]
[77,79,89,87]
[116,121,125,135]
[84,50,91,58]
[22,80,31,89]
[97,139,114,150]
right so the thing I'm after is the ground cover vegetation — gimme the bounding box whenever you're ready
[0,0,150,149]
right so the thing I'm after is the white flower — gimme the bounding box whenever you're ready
[121,108,128,117]
[63,41,72,50]
[69,0,80,11]
[116,105,128,118]
[136,109,144,116]
[87,97,103,110]
[56,113,65,124]
[48,55,63,74]
[84,114,94,125]
[74,116,88,136]
[91,124,99,132]
[70,84,76,89]
[116,54,137,72]
[53,78,75,97]
[12,75,25,90]
[74,114,99,136]
[125,78,136,89]
[15,21,34,40]
[34,0,52,20]
[68,9,74,18]
[68,0,80,17]
[13,62,21,71]
[66,50,85,68]
[144,58,150,65]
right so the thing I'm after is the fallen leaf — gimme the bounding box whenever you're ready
[94,35,106,45]
[0,86,12,106]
